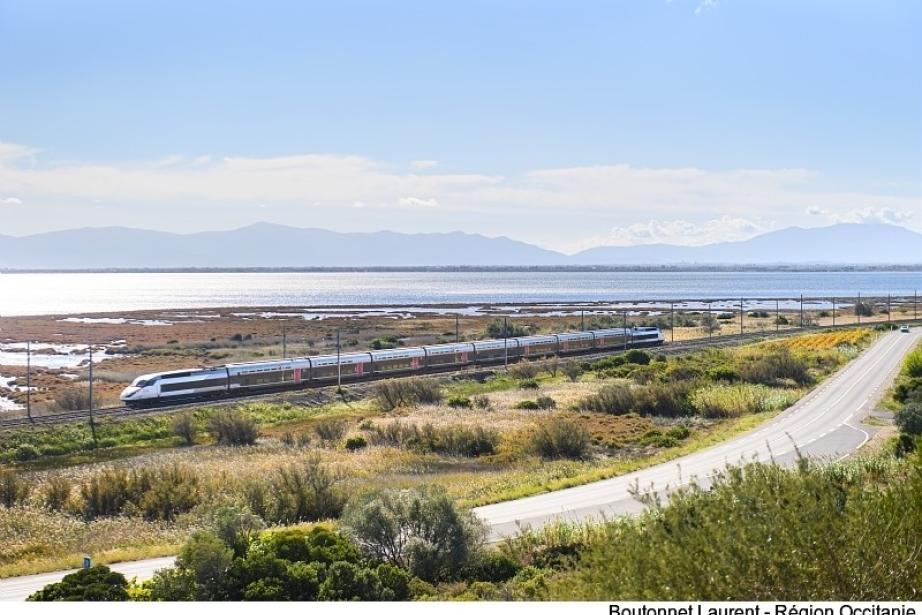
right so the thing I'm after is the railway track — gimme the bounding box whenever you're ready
[0,325,881,429]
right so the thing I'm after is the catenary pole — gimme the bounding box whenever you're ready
[708,302,712,341]
[26,340,32,422]
[799,294,804,328]
[336,329,341,388]
[623,310,628,351]
[775,299,779,333]
[739,297,744,336]
[832,297,836,329]
[857,292,861,325]
[670,303,675,343]
[503,317,508,370]
[888,294,891,327]
[455,314,460,342]
[88,345,97,447]
[282,323,287,359]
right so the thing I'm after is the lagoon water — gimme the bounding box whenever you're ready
[1,271,921,316]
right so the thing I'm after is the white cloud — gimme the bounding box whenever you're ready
[588,216,772,248]
[397,197,439,209]
[807,205,914,225]
[1,140,919,250]
[1,196,23,205]
[695,0,719,15]
[411,160,439,170]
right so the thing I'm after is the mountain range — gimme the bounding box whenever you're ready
[1,222,920,269]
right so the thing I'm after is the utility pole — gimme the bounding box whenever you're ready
[88,345,97,448]
[455,314,460,342]
[832,297,836,329]
[739,297,744,336]
[26,340,32,422]
[775,299,780,333]
[857,292,861,325]
[623,310,628,351]
[915,290,918,322]
[887,294,891,328]
[580,310,584,331]
[708,302,712,341]
[336,329,341,389]
[503,317,508,370]
[670,303,675,343]
[799,294,804,328]
[282,322,287,359]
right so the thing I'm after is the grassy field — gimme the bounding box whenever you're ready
[0,328,875,577]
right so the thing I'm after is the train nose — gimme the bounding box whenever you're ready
[120,386,140,401]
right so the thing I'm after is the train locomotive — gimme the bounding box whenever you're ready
[119,326,664,407]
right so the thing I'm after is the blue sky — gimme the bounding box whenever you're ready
[1,0,920,252]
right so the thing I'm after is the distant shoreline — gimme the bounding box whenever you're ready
[4,264,922,274]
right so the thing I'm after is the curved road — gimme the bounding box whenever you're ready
[1,329,918,600]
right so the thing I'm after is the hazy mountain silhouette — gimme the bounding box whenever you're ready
[0,222,920,268]
[571,223,922,265]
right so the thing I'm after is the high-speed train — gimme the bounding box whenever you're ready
[120,326,664,407]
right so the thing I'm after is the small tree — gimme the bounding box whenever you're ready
[210,504,265,557]
[342,486,486,582]
[210,410,259,446]
[0,470,31,508]
[175,531,234,600]
[28,566,128,601]
[895,403,922,436]
[561,360,583,382]
[171,412,198,445]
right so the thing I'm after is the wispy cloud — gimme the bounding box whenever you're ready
[411,160,439,170]
[1,196,23,205]
[1,141,919,249]
[695,0,719,15]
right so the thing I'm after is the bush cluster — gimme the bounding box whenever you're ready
[374,378,442,411]
[366,421,498,457]
[79,464,201,521]
[209,410,259,446]
[529,418,591,459]
[243,456,345,524]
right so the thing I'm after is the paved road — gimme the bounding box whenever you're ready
[1,329,917,600]
[476,329,921,538]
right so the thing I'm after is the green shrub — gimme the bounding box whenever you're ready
[210,410,259,446]
[576,384,634,414]
[138,465,201,521]
[210,504,265,557]
[560,458,922,600]
[314,420,348,445]
[0,470,31,508]
[53,387,95,412]
[691,384,798,418]
[464,551,523,583]
[739,349,812,386]
[486,319,533,339]
[509,361,539,380]
[170,412,198,445]
[345,435,368,451]
[903,348,922,378]
[374,378,442,410]
[29,566,128,601]
[447,396,472,409]
[14,443,40,461]
[370,336,400,350]
[79,468,132,519]
[895,403,922,436]
[893,377,922,403]
[625,349,651,365]
[264,455,345,524]
[472,394,492,410]
[590,355,626,371]
[514,400,540,410]
[366,421,497,457]
[665,425,691,440]
[639,430,678,448]
[43,476,73,512]
[535,396,557,410]
[342,486,486,582]
[529,419,591,460]
[518,379,540,390]
[561,361,583,382]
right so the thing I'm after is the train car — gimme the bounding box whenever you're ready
[472,338,521,363]
[423,342,475,369]
[593,328,630,350]
[518,334,559,359]
[310,352,373,383]
[120,325,665,407]
[370,347,426,375]
[556,332,595,353]
[629,326,664,346]
[226,359,307,391]
[120,366,230,406]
